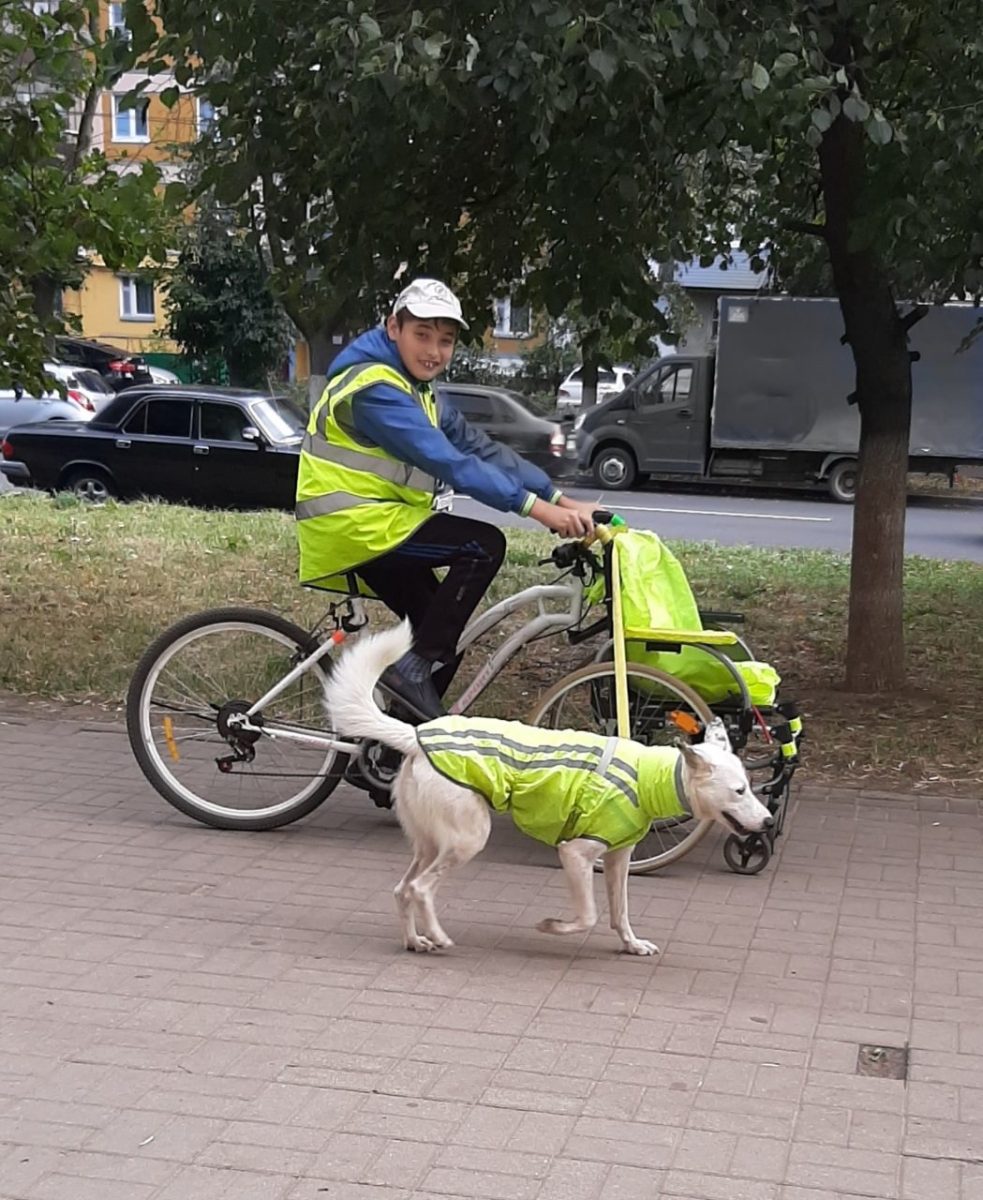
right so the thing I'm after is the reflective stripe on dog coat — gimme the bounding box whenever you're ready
[415,716,688,852]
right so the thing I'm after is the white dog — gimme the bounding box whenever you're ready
[326,621,773,956]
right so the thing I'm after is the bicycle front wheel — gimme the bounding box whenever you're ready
[526,660,716,874]
[126,607,346,831]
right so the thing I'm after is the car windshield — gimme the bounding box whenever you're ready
[251,395,307,442]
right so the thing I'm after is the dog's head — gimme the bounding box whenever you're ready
[678,728,773,836]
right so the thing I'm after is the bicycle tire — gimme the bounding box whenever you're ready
[126,607,347,831]
[526,660,716,874]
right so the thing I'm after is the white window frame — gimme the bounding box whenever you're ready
[119,276,156,321]
[108,3,130,39]
[492,295,532,339]
[111,94,149,143]
[196,96,216,136]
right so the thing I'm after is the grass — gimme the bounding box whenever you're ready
[2,493,982,793]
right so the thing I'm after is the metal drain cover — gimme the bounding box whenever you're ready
[856,1044,908,1079]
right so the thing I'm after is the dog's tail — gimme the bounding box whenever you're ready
[323,619,421,756]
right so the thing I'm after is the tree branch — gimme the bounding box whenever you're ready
[782,219,828,239]
[66,7,104,175]
[900,304,929,332]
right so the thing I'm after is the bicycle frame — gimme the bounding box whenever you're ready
[229,575,588,753]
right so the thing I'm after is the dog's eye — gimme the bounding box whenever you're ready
[735,785,746,795]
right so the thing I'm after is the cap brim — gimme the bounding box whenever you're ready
[404,303,469,331]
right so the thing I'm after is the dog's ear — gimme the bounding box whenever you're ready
[678,743,711,776]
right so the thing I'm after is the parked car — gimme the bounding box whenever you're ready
[44,361,116,412]
[147,364,181,385]
[54,336,154,391]
[1,386,306,507]
[439,382,568,476]
[0,380,96,434]
[555,364,635,411]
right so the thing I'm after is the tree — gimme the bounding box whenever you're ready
[678,1,983,690]
[0,1,174,393]
[166,204,293,387]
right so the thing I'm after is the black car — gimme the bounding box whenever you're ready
[55,336,154,391]
[1,386,306,509]
[439,383,567,476]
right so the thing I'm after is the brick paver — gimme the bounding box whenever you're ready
[1,703,981,1199]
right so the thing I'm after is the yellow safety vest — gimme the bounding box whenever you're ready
[296,363,441,593]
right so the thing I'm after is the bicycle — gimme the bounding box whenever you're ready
[126,519,749,873]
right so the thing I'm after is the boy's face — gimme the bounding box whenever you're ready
[386,313,459,382]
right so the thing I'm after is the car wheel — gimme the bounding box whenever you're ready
[64,467,117,503]
[592,445,637,490]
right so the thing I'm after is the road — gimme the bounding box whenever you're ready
[454,484,983,562]
[3,471,980,560]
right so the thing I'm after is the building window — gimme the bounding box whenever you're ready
[119,276,156,321]
[196,97,216,136]
[493,295,532,338]
[112,94,149,142]
[108,3,129,38]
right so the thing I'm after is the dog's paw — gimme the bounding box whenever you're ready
[537,917,583,936]
[622,938,659,956]
[405,935,440,953]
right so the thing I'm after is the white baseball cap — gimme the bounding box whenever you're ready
[392,278,469,330]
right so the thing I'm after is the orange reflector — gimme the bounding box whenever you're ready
[162,716,180,761]
[669,710,702,736]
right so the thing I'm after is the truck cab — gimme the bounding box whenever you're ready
[569,356,713,490]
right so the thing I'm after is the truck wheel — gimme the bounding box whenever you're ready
[592,446,637,490]
[826,459,858,504]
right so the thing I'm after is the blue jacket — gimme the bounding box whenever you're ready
[328,327,560,515]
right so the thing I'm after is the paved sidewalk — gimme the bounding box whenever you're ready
[1,705,982,1200]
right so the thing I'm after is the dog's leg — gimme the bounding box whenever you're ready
[537,839,601,937]
[603,847,659,956]
[404,843,470,952]
[394,850,428,951]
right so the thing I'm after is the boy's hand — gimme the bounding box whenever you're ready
[557,496,601,527]
[530,498,594,539]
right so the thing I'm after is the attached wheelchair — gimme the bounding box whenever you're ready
[527,523,802,876]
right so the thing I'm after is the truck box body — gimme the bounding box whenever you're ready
[711,297,983,458]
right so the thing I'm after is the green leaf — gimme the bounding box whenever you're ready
[680,1,698,27]
[750,62,770,91]
[588,48,617,83]
[811,106,833,131]
[842,95,870,123]
[359,13,382,41]
[772,51,798,78]
[867,113,893,144]
[159,85,180,110]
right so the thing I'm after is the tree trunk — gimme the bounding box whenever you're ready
[305,328,336,409]
[30,275,60,353]
[819,110,911,692]
[580,355,599,408]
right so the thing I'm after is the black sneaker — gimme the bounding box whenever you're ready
[379,666,445,721]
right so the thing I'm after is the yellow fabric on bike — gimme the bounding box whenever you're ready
[295,363,440,594]
[415,716,688,852]
[589,530,780,706]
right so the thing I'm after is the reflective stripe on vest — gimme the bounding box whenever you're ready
[299,431,438,501]
[295,492,386,520]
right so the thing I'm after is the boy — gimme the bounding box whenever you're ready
[296,277,596,719]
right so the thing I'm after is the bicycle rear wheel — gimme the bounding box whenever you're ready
[126,607,346,830]
[526,660,716,874]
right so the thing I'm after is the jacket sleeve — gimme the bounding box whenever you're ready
[438,397,562,504]
[351,383,540,515]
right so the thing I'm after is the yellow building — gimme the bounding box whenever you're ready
[61,2,207,357]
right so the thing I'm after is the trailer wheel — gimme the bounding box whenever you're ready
[826,459,858,504]
[592,445,637,490]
